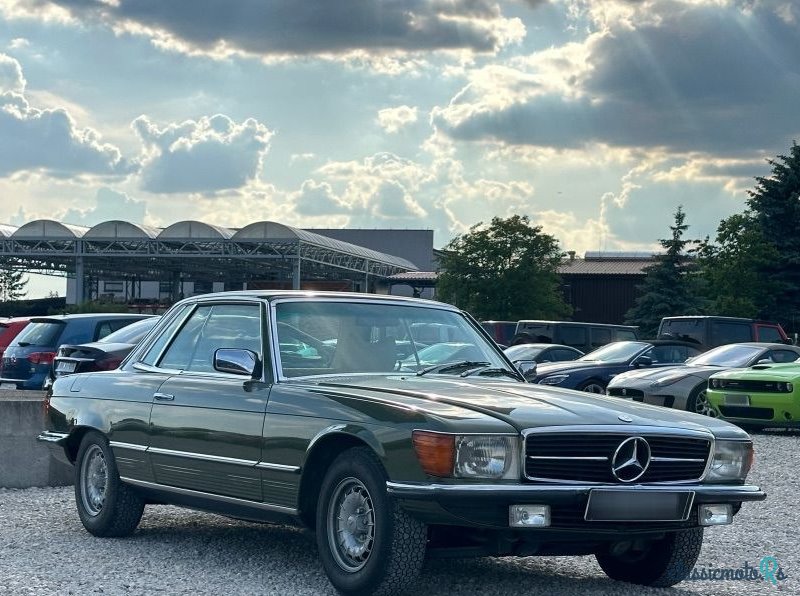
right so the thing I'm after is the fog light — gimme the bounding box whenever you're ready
[699,504,732,526]
[509,504,550,527]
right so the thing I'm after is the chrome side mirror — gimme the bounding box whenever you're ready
[214,348,261,377]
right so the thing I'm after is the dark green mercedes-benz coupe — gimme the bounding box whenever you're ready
[40,292,765,595]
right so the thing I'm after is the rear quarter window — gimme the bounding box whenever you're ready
[13,322,64,347]
[557,326,587,350]
[710,322,752,346]
[757,326,784,343]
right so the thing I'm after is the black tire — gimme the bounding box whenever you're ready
[74,431,145,537]
[316,447,427,596]
[578,379,606,394]
[596,528,703,587]
[686,384,717,417]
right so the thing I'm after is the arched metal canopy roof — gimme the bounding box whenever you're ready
[84,220,160,239]
[0,218,418,302]
[13,219,90,239]
[234,221,416,270]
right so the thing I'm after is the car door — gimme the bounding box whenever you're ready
[147,301,270,501]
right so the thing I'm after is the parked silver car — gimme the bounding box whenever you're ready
[606,342,800,416]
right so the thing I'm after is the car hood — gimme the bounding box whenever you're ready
[610,365,723,385]
[533,360,612,377]
[712,363,800,381]
[300,374,747,440]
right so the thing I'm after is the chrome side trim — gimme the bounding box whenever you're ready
[37,431,68,443]
[255,462,301,473]
[148,447,258,468]
[119,477,298,515]
[109,441,147,452]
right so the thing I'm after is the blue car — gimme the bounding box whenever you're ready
[0,313,155,390]
[531,340,704,393]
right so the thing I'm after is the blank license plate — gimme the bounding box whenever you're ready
[585,490,694,522]
[0,382,17,390]
[725,394,750,406]
[55,361,77,373]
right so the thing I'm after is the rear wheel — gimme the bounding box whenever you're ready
[687,385,717,417]
[75,431,145,537]
[596,528,703,587]
[316,447,427,595]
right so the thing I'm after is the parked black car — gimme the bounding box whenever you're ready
[40,292,763,595]
[0,313,154,390]
[532,340,704,393]
[49,316,161,383]
[512,320,639,353]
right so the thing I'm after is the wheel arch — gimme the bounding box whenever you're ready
[297,427,387,528]
[64,425,105,464]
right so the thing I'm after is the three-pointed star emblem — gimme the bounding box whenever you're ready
[611,436,651,482]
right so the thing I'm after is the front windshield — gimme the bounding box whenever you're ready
[275,301,508,378]
[578,341,649,363]
[688,344,763,368]
[99,317,159,345]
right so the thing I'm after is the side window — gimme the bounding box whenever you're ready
[558,326,587,350]
[768,350,799,364]
[95,321,114,340]
[551,348,578,362]
[590,328,612,350]
[157,306,213,370]
[616,329,637,341]
[141,305,190,365]
[184,304,262,373]
[711,322,751,345]
[647,345,691,364]
[757,326,784,343]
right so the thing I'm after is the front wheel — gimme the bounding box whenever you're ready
[578,380,606,394]
[316,447,427,596]
[75,431,145,537]
[687,385,717,417]
[596,528,703,587]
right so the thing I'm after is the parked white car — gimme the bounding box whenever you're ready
[606,342,800,416]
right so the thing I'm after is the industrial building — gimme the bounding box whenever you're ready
[0,220,433,305]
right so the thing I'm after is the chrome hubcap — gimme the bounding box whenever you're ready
[694,390,717,417]
[80,444,107,516]
[327,477,375,572]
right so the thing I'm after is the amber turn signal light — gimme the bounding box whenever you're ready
[412,431,454,477]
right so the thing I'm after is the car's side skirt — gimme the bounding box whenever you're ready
[120,477,300,521]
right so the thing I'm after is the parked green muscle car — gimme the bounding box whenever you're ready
[707,362,800,428]
[40,291,765,595]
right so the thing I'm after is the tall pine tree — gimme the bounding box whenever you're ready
[625,207,706,337]
[742,142,800,329]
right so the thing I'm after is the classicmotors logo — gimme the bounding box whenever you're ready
[684,556,788,586]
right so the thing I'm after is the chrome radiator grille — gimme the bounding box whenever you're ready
[524,430,711,483]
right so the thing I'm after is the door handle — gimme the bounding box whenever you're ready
[153,392,175,401]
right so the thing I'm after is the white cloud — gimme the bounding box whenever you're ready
[291,179,350,216]
[377,105,419,133]
[132,113,273,194]
[7,37,29,50]
[0,53,130,178]
[60,187,147,227]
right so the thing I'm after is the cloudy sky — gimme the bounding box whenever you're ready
[1,0,799,296]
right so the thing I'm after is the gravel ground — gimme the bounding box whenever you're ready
[1,431,797,596]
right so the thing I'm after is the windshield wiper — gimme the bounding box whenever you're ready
[460,366,523,380]
[416,360,491,376]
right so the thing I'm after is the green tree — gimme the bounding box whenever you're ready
[697,213,779,318]
[740,142,800,328]
[0,267,28,301]
[625,207,706,337]
[436,215,570,321]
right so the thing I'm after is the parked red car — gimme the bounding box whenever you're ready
[0,317,31,360]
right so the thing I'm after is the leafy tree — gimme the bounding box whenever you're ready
[625,207,706,337]
[697,213,779,318]
[436,215,570,321]
[0,266,28,302]
[739,142,800,328]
